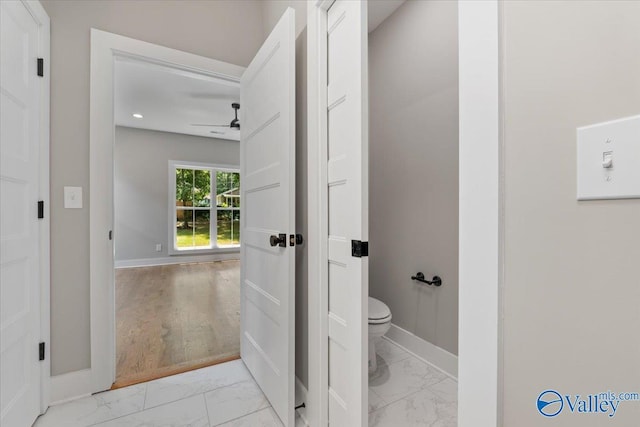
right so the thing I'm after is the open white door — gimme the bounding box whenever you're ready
[1,1,48,426]
[325,1,369,425]
[240,8,296,426]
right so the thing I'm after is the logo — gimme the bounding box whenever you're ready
[536,389,640,418]
[537,390,564,417]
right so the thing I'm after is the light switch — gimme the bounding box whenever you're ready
[64,186,83,209]
[602,151,613,169]
[577,115,640,200]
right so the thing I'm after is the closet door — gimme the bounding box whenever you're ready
[240,7,296,426]
[1,1,46,426]
[325,1,369,426]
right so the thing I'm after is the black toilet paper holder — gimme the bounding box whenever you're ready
[411,272,442,287]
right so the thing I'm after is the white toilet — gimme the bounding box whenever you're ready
[368,297,392,373]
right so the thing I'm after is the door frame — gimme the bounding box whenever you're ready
[306,1,504,426]
[88,30,245,393]
[306,2,333,425]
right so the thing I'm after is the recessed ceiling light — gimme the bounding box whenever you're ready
[132,113,143,119]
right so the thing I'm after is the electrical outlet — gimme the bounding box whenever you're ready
[155,244,162,252]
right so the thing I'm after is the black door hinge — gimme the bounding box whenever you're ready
[37,58,44,77]
[39,342,45,361]
[351,240,369,257]
[108,230,113,240]
[37,201,44,219]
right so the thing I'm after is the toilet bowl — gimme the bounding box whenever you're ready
[368,297,392,373]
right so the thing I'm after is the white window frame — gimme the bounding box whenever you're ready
[168,160,240,255]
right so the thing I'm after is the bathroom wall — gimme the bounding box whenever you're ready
[41,0,264,376]
[369,0,459,355]
[114,127,239,263]
[502,1,640,425]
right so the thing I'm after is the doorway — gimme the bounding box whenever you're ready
[111,56,243,387]
[307,1,502,425]
[88,29,247,394]
[90,9,299,425]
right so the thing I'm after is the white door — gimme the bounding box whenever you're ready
[240,8,296,426]
[1,1,44,426]
[326,1,369,425]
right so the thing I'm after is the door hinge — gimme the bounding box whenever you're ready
[108,230,113,240]
[37,200,44,219]
[351,240,369,257]
[37,58,44,77]
[39,342,45,361]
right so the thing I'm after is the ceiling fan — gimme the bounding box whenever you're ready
[191,102,240,130]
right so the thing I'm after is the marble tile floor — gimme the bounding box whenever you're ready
[34,360,304,427]
[34,338,456,427]
[368,338,457,427]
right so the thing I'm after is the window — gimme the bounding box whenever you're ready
[170,161,240,253]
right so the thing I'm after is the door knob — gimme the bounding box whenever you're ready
[270,233,287,247]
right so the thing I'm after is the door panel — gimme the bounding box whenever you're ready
[240,8,296,426]
[0,1,42,426]
[326,1,369,425]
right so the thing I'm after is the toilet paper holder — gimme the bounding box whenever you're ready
[411,272,442,287]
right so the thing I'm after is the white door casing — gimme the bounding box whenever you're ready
[240,8,296,426]
[90,29,244,396]
[325,1,369,425]
[1,0,50,424]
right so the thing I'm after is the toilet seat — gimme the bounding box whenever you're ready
[368,297,391,324]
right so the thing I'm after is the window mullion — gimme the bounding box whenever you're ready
[214,169,218,248]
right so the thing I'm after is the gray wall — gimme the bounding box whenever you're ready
[261,0,307,39]
[502,1,640,425]
[41,0,264,376]
[294,28,309,388]
[369,0,459,355]
[114,127,239,262]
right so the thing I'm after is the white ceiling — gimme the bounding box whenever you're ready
[369,0,406,33]
[113,1,405,142]
[114,57,241,142]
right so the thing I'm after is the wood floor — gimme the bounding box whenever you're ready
[114,260,240,388]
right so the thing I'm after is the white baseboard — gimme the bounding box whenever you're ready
[385,323,458,379]
[50,368,93,405]
[295,376,309,426]
[115,252,239,268]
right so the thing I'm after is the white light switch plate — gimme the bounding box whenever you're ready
[64,186,83,208]
[577,115,640,200]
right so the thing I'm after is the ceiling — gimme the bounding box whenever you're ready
[114,57,241,142]
[113,1,406,142]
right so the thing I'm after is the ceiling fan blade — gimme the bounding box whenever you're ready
[190,124,230,127]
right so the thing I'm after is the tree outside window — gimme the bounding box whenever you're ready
[172,164,240,251]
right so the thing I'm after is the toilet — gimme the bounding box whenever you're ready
[368,297,392,373]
